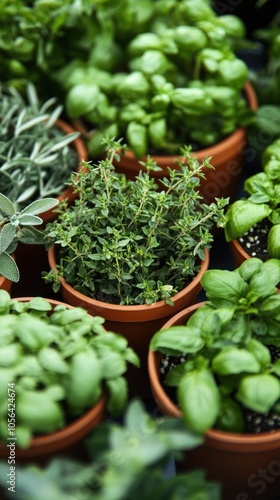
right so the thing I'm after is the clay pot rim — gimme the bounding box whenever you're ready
[148,302,280,447]
[0,296,106,456]
[47,245,209,314]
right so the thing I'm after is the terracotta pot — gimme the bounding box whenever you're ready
[0,273,12,294]
[41,118,88,225]
[229,237,251,268]
[72,82,257,204]
[148,304,280,500]
[48,245,209,400]
[0,297,107,464]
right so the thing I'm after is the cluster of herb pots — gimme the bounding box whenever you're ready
[0,292,139,462]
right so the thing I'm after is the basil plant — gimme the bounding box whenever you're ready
[150,258,280,434]
[0,291,139,449]
[224,137,280,258]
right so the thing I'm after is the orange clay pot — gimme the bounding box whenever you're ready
[48,245,209,400]
[72,82,257,204]
[148,303,280,500]
[0,297,107,465]
[229,237,251,268]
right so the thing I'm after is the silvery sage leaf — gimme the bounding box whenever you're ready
[18,214,43,226]
[0,252,19,282]
[0,223,16,253]
[20,198,59,216]
[0,193,16,217]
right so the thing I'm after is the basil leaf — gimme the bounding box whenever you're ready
[247,339,271,368]
[216,397,244,433]
[224,200,271,241]
[236,374,280,413]
[178,369,220,433]
[201,269,248,302]
[150,326,204,355]
[212,348,261,375]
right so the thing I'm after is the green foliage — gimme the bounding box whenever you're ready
[224,138,280,258]
[0,291,139,448]
[0,193,59,282]
[0,400,221,500]
[43,143,228,305]
[0,83,80,210]
[150,258,280,433]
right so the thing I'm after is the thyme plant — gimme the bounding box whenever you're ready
[0,83,79,211]
[44,142,228,305]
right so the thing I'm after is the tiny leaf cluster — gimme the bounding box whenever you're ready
[44,143,228,305]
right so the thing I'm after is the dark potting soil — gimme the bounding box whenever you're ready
[159,345,280,435]
[237,219,272,261]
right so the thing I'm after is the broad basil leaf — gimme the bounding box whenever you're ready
[267,224,280,259]
[237,258,262,282]
[201,269,248,302]
[150,326,204,355]
[178,369,220,433]
[247,338,271,368]
[259,295,280,317]
[215,397,244,433]
[236,374,280,413]
[212,348,261,375]
[224,200,271,241]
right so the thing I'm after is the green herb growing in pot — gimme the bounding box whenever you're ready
[0,192,58,282]
[224,137,280,259]
[0,83,80,210]
[61,0,252,157]
[42,141,228,305]
[150,258,280,434]
[0,399,221,500]
[0,291,139,449]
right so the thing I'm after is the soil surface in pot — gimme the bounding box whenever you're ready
[237,219,272,261]
[159,346,280,434]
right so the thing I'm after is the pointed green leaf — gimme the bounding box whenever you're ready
[106,377,128,417]
[20,198,59,216]
[0,193,16,217]
[178,369,220,433]
[236,374,280,413]
[18,214,43,226]
[224,200,271,241]
[212,348,261,375]
[0,223,16,253]
[0,252,19,282]
[150,326,204,355]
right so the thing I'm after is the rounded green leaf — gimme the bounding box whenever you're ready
[150,326,204,355]
[212,348,261,375]
[236,374,280,413]
[66,83,100,118]
[178,369,220,433]
[201,268,247,302]
[268,224,280,258]
[224,200,271,241]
